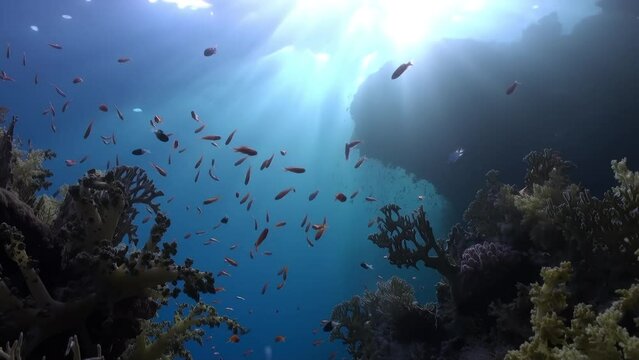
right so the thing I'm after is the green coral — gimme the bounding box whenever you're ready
[10,147,55,206]
[506,258,639,360]
[123,303,244,360]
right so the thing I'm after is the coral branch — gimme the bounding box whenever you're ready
[369,205,459,292]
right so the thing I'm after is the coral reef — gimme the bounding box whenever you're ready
[0,120,246,359]
[329,276,439,360]
[330,149,639,359]
[506,259,639,359]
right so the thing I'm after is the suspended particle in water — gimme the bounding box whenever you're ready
[30,25,39,32]
[62,14,72,19]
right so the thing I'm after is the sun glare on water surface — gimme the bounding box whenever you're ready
[148,0,212,10]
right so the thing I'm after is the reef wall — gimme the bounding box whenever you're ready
[350,0,639,217]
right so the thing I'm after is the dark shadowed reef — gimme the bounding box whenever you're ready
[350,0,639,219]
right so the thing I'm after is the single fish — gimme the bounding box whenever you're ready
[72,77,83,84]
[98,104,108,112]
[204,47,217,56]
[391,61,412,79]
[309,190,319,201]
[354,156,366,169]
[448,148,464,163]
[254,228,269,249]
[225,129,236,145]
[360,262,374,270]
[115,106,124,121]
[234,156,248,166]
[150,162,168,176]
[201,134,221,141]
[274,336,286,343]
[234,146,258,156]
[275,187,295,200]
[117,57,131,63]
[506,81,520,95]
[335,192,347,202]
[244,166,251,185]
[224,257,238,267]
[83,120,94,139]
[191,110,200,121]
[62,100,71,113]
[203,196,220,205]
[284,167,305,174]
[195,155,203,169]
[48,43,63,50]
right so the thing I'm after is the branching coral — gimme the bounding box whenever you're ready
[329,277,438,360]
[506,258,639,360]
[369,205,459,294]
[463,170,520,238]
[0,122,246,359]
[0,115,55,206]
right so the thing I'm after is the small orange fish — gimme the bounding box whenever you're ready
[83,120,93,139]
[254,228,269,249]
[275,187,295,200]
[245,166,251,185]
[202,134,221,141]
[276,282,285,290]
[228,334,241,343]
[203,196,219,205]
[234,146,258,156]
[225,129,236,145]
[235,156,248,166]
[284,167,305,174]
[150,162,167,176]
[224,257,239,267]
[274,336,286,343]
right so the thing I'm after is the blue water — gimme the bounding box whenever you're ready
[0,1,600,358]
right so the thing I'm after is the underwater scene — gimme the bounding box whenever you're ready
[1,0,639,359]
